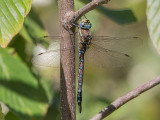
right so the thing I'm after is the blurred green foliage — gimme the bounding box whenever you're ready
[78,0,137,24]
[0,105,5,120]
[0,0,160,120]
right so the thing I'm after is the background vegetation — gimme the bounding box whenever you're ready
[0,0,160,120]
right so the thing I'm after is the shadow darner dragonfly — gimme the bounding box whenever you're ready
[32,19,142,113]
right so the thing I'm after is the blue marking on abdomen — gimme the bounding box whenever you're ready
[78,82,82,86]
[79,67,83,70]
[81,59,84,62]
[79,74,82,78]
[78,95,81,98]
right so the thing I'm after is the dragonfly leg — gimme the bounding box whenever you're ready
[83,15,87,19]
[72,22,79,28]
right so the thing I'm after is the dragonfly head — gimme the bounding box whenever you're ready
[79,19,92,29]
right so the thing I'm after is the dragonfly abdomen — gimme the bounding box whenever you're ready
[77,48,86,113]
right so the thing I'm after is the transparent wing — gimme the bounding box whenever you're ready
[32,49,60,67]
[36,36,60,44]
[32,35,78,68]
[91,36,142,53]
[32,35,141,68]
[85,43,132,68]
[32,36,60,67]
[40,35,78,48]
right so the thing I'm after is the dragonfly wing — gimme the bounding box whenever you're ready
[32,35,78,67]
[40,35,79,49]
[85,43,132,68]
[91,36,142,53]
[32,50,60,67]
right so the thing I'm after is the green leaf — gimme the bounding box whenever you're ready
[0,105,5,120]
[20,9,47,44]
[8,9,48,66]
[0,0,32,48]
[147,0,160,53]
[5,111,20,120]
[9,34,29,65]
[0,48,48,120]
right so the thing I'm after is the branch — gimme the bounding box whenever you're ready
[73,0,110,22]
[58,0,76,120]
[90,76,160,120]
[63,0,111,32]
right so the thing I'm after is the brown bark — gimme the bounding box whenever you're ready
[58,0,75,120]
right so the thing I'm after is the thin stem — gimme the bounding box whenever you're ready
[90,76,160,120]
[73,0,110,22]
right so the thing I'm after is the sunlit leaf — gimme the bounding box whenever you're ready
[0,0,32,48]
[0,48,48,120]
[147,0,160,53]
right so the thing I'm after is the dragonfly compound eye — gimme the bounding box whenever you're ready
[80,22,85,28]
[88,24,91,29]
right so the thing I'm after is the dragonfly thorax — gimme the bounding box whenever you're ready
[79,19,92,30]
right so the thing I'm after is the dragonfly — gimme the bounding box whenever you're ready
[32,18,142,113]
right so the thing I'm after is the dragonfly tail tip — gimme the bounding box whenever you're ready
[79,105,82,113]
